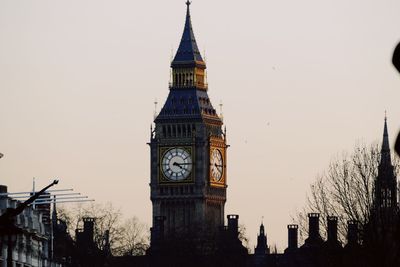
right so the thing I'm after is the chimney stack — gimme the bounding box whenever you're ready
[308,213,320,240]
[227,214,239,237]
[0,185,7,194]
[347,220,359,246]
[83,217,95,245]
[327,216,338,242]
[0,185,7,199]
[287,224,298,250]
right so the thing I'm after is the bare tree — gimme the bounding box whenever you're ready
[295,142,399,243]
[114,216,149,256]
[87,203,125,251]
[238,224,250,252]
[57,202,149,256]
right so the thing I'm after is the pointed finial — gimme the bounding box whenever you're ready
[219,101,224,121]
[170,46,174,63]
[383,111,388,138]
[52,195,57,219]
[261,216,264,224]
[32,177,36,209]
[186,1,191,14]
[380,112,391,165]
[153,98,158,120]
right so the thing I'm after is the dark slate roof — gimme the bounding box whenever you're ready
[155,87,221,124]
[172,2,204,65]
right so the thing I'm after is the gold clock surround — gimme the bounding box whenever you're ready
[210,146,226,187]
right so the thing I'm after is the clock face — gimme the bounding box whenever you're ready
[210,149,223,182]
[161,147,192,181]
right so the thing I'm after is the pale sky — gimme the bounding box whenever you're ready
[0,0,400,251]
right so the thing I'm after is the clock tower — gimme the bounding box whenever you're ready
[149,1,227,245]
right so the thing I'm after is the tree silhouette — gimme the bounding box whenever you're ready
[295,142,399,243]
[58,202,149,256]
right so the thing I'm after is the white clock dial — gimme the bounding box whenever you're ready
[161,147,192,181]
[210,149,223,182]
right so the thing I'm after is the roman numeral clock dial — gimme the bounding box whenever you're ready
[161,147,193,182]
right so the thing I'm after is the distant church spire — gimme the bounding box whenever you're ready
[374,114,397,212]
[254,221,269,256]
[380,112,391,167]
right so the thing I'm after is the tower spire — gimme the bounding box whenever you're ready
[380,113,391,166]
[172,1,204,66]
[374,113,397,214]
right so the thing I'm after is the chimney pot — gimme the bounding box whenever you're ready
[327,216,338,242]
[308,213,320,239]
[347,220,359,246]
[287,224,298,249]
[0,185,8,195]
[227,214,239,236]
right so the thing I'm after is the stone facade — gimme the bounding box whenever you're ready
[0,186,61,267]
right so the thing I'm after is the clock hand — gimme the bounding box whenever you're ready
[172,162,192,168]
[173,162,183,169]
[214,164,223,168]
